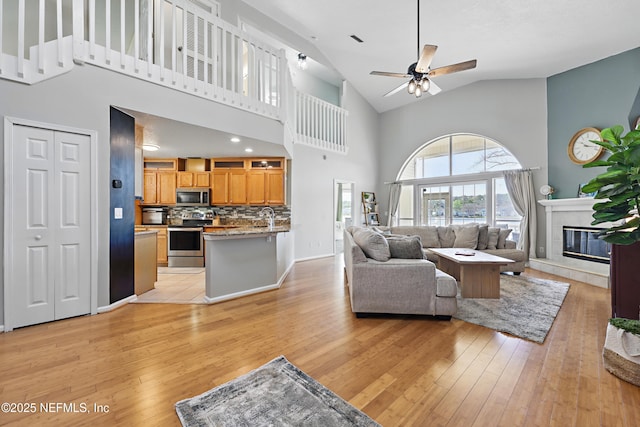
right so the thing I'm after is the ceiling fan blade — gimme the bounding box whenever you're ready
[428,59,477,77]
[415,44,438,73]
[383,81,410,97]
[370,71,411,78]
[427,79,442,96]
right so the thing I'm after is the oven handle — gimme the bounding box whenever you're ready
[168,227,203,232]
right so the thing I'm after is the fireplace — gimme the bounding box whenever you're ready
[563,226,610,264]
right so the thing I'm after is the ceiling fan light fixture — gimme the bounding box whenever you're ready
[407,79,417,94]
[421,78,430,92]
[414,85,422,97]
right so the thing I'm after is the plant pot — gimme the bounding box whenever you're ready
[603,323,640,386]
[610,241,640,319]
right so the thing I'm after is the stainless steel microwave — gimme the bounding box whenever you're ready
[176,188,210,206]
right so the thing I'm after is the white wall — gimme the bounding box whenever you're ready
[376,78,549,256]
[291,82,379,260]
[0,63,287,317]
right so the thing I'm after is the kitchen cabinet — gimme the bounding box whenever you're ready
[246,169,285,205]
[212,169,247,205]
[178,171,211,188]
[134,226,168,266]
[143,158,178,170]
[143,171,176,205]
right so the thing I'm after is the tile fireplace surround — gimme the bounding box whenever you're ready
[532,198,610,288]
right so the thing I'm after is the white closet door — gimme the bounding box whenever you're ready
[10,125,91,329]
[53,131,91,320]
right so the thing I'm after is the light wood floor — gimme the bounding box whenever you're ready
[1,256,639,426]
[133,268,206,304]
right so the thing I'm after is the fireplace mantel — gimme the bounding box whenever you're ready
[538,197,596,211]
[532,197,609,288]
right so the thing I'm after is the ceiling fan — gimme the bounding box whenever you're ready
[370,0,477,98]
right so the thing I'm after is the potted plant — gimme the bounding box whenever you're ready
[582,124,640,319]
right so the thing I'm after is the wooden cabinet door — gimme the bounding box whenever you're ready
[156,228,168,265]
[247,170,266,205]
[266,170,285,205]
[229,170,247,204]
[177,172,194,188]
[211,171,229,204]
[143,172,158,204]
[194,172,211,187]
[157,173,177,204]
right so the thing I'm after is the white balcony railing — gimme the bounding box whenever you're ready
[295,91,348,153]
[0,0,348,153]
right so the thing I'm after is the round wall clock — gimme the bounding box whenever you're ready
[567,127,604,165]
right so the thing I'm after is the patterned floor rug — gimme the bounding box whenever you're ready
[175,356,380,426]
[453,274,570,344]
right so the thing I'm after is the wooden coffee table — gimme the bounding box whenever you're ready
[430,248,514,299]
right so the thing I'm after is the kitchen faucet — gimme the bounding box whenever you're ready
[259,207,275,229]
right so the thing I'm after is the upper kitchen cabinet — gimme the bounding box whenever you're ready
[143,171,176,205]
[143,158,178,170]
[177,158,211,188]
[212,169,247,205]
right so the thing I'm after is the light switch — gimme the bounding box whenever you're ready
[114,207,123,219]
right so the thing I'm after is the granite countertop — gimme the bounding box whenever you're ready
[203,225,290,238]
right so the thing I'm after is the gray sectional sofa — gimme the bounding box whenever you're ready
[343,226,458,318]
[389,224,526,274]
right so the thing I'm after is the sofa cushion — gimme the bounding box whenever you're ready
[352,228,391,261]
[437,226,456,248]
[422,248,439,263]
[386,235,424,259]
[452,224,480,249]
[435,269,458,298]
[482,248,526,262]
[487,227,500,250]
[391,226,440,248]
[476,224,489,250]
[497,228,513,249]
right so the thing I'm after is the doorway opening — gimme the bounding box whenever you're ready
[334,180,354,254]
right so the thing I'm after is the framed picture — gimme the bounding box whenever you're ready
[366,212,380,226]
[361,192,376,203]
[578,183,596,198]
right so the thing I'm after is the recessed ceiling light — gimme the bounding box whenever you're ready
[142,144,160,151]
[245,148,253,153]
[230,137,241,143]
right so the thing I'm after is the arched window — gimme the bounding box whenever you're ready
[394,134,523,242]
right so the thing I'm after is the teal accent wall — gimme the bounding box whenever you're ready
[547,48,640,198]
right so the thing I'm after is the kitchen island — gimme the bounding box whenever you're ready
[203,226,293,303]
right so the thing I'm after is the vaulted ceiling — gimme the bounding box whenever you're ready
[242,0,640,113]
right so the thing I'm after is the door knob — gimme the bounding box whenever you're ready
[35,235,42,240]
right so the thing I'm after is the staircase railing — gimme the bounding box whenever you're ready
[0,0,348,153]
[0,0,74,84]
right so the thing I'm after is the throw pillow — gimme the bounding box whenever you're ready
[386,235,424,259]
[437,226,456,248]
[476,224,489,250]
[391,226,440,248]
[352,228,391,261]
[486,227,500,250]
[497,228,513,249]
[452,224,480,249]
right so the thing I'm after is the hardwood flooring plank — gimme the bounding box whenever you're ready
[0,258,638,426]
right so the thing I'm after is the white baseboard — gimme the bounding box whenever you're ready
[97,295,138,313]
[295,253,335,263]
[204,283,280,304]
[0,325,4,333]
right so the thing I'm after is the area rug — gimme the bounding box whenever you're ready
[175,356,380,427]
[453,275,570,344]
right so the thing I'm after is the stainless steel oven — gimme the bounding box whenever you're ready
[167,227,204,267]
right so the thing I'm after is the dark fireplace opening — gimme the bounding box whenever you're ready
[563,226,611,264]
